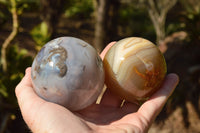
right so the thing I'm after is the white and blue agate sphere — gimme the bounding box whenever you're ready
[31,37,104,111]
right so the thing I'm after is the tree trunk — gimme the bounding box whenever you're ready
[94,0,120,53]
[108,0,120,41]
[94,0,110,53]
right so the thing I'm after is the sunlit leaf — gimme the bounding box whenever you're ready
[0,84,8,97]
[30,21,50,49]
[0,0,8,4]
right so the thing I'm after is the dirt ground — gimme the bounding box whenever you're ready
[1,12,200,133]
[149,101,200,133]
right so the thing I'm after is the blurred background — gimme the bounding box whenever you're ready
[0,0,200,132]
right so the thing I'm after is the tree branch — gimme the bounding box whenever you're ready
[1,0,18,72]
[160,0,177,21]
[147,0,159,19]
[146,0,177,45]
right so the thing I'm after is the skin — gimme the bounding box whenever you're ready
[15,42,179,133]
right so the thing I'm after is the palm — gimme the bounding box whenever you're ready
[76,91,139,125]
[42,92,145,132]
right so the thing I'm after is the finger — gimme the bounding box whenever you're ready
[113,73,179,131]
[137,73,179,123]
[100,42,116,59]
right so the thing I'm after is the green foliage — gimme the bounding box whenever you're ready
[118,3,155,41]
[15,0,40,13]
[0,44,33,106]
[0,0,39,12]
[0,81,8,97]
[177,0,200,41]
[65,0,94,19]
[0,0,7,4]
[0,0,39,28]
[183,13,200,41]
[180,0,200,14]
[166,22,185,35]
[30,21,50,50]
[0,2,9,26]
[166,1,200,42]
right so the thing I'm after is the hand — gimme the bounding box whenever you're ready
[15,42,179,133]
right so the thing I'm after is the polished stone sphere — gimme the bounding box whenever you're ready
[31,37,104,111]
[103,37,167,103]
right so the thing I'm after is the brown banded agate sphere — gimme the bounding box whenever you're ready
[103,37,167,103]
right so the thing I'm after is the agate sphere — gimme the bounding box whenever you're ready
[31,37,104,111]
[103,37,166,103]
